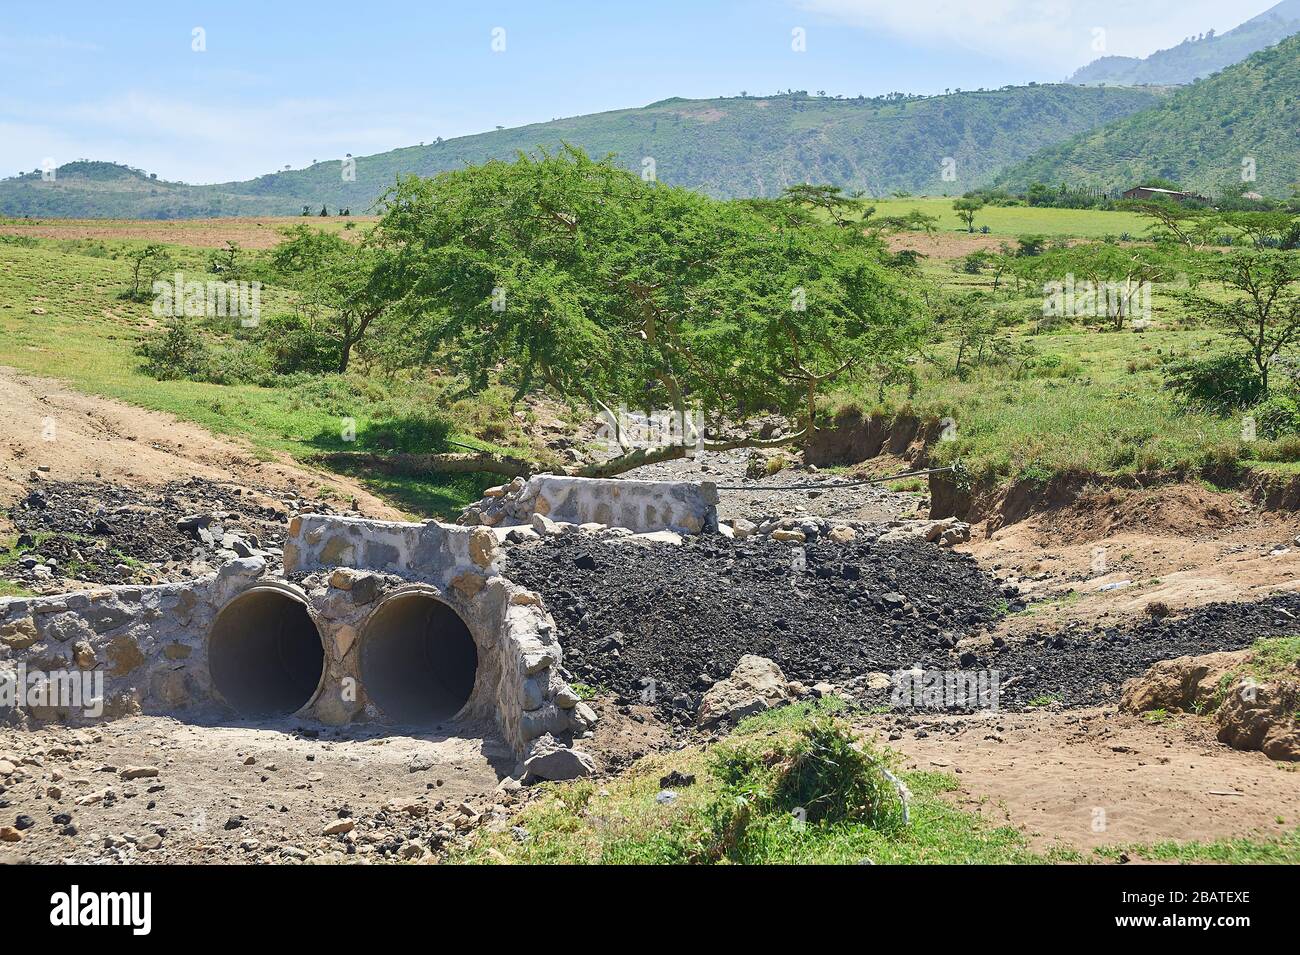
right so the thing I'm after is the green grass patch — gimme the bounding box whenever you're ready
[460,704,1074,865]
[865,197,1154,238]
[1094,828,1300,864]
[0,240,529,519]
[1244,636,1300,682]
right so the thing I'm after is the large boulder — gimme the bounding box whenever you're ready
[522,733,598,781]
[697,654,794,726]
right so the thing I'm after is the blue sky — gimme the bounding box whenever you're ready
[0,0,1279,183]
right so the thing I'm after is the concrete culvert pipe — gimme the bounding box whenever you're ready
[361,591,478,724]
[208,587,325,717]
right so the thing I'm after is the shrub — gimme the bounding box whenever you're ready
[1253,392,1300,440]
[697,718,904,862]
[135,319,209,380]
[356,411,452,453]
[199,343,276,387]
[259,312,340,375]
[764,453,790,476]
[1163,352,1265,413]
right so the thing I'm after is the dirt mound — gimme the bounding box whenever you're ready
[1120,645,1300,761]
[0,366,401,518]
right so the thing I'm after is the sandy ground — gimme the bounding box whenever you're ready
[967,486,1300,640]
[0,715,516,864]
[0,366,403,519]
[859,707,1299,852]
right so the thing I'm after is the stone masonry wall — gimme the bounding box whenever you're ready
[463,475,719,534]
[0,516,595,757]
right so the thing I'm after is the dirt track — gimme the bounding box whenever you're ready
[0,366,402,519]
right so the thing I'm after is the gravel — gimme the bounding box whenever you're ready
[3,478,346,588]
[992,594,1300,708]
[505,533,1300,723]
[505,533,1016,723]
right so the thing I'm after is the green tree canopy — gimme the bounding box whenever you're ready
[371,147,929,455]
[268,224,393,373]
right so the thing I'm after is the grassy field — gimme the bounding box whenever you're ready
[838,233,1300,484]
[0,236,512,518]
[867,197,1154,238]
[0,215,376,249]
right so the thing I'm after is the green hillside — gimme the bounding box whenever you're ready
[1000,33,1300,198]
[0,85,1163,218]
[1069,0,1300,86]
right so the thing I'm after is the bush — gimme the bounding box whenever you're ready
[260,312,340,375]
[1163,352,1265,413]
[1253,392,1300,440]
[199,343,276,387]
[135,319,209,380]
[697,718,905,862]
[356,411,452,453]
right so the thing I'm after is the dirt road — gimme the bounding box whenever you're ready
[0,366,403,518]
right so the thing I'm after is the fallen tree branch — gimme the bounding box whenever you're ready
[571,430,807,478]
[313,450,532,478]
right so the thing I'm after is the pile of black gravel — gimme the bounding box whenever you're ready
[506,534,1300,724]
[992,594,1300,708]
[505,534,1018,723]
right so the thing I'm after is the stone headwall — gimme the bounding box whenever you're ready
[283,514,591,753]
[463,474,719,533]
[1,558,269,723]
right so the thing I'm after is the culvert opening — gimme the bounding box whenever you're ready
[361,592,478,724]
[208,588,325,717]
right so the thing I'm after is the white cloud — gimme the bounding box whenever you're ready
[794,0,1280,72]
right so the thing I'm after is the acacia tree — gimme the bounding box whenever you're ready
[1119,198,1210,248]
[122,243,172,302]
[952,196,984,233]
[268,224,393,373]
[371,147,928,472]
[781,184,939,235]
[1178,250,1300,393]
[936,292,999,376]
[1024,243,1176,330]
[1220,211,1300,249]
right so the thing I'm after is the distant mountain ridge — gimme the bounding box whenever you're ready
[1069,0,1300,86]
[0,85,1164,218]
[1000,32,1300,197]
